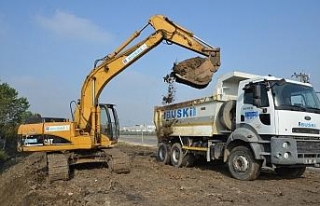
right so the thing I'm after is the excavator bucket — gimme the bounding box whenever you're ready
[171,55,220,89]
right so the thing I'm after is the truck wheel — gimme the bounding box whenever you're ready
[157,143,171,165]
[275,166,306,178]
[220,100,236,130]
[227,146,261,181]
[170,143,184,167]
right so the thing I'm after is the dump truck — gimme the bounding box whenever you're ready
[154,71,320,180]
[17,14,220,181]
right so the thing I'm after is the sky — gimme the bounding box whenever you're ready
[0,1,320,126]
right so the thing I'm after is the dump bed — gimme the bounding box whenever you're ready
[154,96,225,138]
[154,71,260,139]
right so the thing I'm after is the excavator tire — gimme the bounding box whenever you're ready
[102,148,130,174]
[47,153,69,182]
[219,100,236,131]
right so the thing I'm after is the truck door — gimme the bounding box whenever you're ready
[240,82,276,135]
[100,104,120,140]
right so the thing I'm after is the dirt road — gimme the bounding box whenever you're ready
[1,143,320,206]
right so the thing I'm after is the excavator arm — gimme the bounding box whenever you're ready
[74,14,221,133]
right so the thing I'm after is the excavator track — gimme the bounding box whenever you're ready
[47,153,69,182]
[102,148,130,174]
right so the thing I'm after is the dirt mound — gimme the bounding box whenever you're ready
[0,152,47,206]
[1,144,320,206]
[171,56,220,89]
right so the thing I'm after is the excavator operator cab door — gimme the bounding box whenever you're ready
[100,104,120,140]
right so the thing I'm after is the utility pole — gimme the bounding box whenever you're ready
[135,124,144,144]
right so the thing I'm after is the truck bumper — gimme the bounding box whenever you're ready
[271,137,320,166]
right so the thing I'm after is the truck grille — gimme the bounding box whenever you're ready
[292,127,320,134]
[297,141,320,158]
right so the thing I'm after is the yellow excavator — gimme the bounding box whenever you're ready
[17,14,220,181]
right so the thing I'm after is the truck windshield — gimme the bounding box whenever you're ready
[272,82,320,113]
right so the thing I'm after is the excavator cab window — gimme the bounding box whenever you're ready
[100,104,120,140]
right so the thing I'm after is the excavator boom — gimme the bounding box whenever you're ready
[76,14,220,132]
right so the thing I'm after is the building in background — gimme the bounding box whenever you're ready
[120,124,156,135]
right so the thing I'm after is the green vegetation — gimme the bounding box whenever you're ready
[0,81,32,164]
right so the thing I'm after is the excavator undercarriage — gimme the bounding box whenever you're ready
[47,148,130,182]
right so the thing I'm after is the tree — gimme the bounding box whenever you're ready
[0,82,30,125]
[0,81,31,162]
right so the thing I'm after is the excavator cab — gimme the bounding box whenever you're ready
[99,104,120,141]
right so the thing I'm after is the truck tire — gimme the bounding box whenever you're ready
[170,143,184,167]
[275,166,306,178]
[227,145,261,181]
[219,100,236,130]
[157,143,171,165]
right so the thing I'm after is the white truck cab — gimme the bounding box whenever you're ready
[236,76,320,166]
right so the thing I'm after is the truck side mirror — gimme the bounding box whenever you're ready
[253,84,262,107]
[253,99,261,107]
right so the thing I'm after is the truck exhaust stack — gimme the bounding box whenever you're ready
[171,55,220,89]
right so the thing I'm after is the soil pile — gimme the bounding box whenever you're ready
[171,56,219,89]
